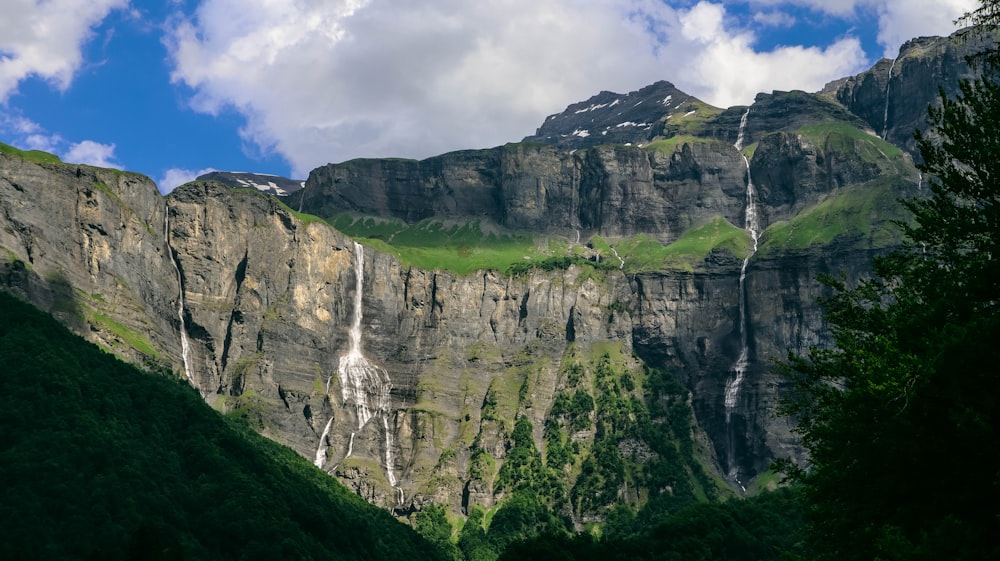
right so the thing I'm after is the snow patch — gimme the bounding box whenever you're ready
[615,121,648,128]
[572,129,591,138]
[661,95,672,105]
[574,102,609,114]
[684,110,696,117]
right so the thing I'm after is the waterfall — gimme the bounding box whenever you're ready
[337,242,400,498]
[314,417,334,468]
[882,57,898,139]
[726,108,760,491]
[609,245,625,269]
[164,210,193,382]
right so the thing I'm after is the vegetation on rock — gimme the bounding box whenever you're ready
[778,18,1000,561]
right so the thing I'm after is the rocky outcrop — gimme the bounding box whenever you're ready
[0,154,184,373]
[523,80,706,150]
[825,31,994,157]
[196,171,305,196]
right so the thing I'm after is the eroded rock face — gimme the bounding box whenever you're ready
[0,154,183,372]
[828,32,994,156]
[305,141,758,243]
[0,126,911,515]
[4,30,977,515]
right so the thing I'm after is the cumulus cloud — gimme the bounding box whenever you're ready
[875,0,978,57]
[63,140,122,169]
[157,167,216,194]
[675,3,867,107]
[166,0,883,175]
[749,0,976,57]
[0,0,128,101]
[165,0,973,175]
[753,10,797,28]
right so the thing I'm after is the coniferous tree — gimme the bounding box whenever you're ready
[779,13,1000,561]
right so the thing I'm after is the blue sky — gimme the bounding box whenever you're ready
[0,0,977,193]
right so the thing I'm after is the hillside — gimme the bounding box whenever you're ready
[0,291,444,561]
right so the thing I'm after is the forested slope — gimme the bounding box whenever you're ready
[0,291,445,561]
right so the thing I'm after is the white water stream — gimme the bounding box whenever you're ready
[314,417,334,468]
[609,246,625,269]
[882,57,898,139]
[164,211,193,382]
[725,108,760,491]
[330,242,401,496]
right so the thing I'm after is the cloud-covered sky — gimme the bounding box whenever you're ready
[0,0,978,192]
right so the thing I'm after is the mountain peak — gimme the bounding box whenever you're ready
[524,80,716,150]
[196,170,304,196]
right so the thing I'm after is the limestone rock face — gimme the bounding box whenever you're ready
[828,32,993,156]
[1,29,978,516]
[304,141,755,243]
[0,154,183,372]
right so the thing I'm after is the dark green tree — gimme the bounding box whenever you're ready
[779,16,1000,561]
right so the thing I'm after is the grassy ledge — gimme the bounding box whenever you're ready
[0,141,63,165]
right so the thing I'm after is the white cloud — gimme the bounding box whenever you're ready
[675,3,867,107]
[0,112,60,152]
[157,167,216,194]
[753,10,797,28]
[63,140,122,169]
[748,0,975,57]
[165,0,973,175]
[0,0,128,101]
[875,0,977,58]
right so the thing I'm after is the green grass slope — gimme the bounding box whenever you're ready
[0,291,445,561]
[0,141,62,164]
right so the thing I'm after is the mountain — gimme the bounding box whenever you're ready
[522,80,714,150]
[0,29,982,527]
[197,170,305,196]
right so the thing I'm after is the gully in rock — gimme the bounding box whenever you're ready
[164,211,193,383]
[318,242,401,501]
[726,108,760,491]
[882,56,898,139]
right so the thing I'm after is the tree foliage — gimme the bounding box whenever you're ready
[0,291,445,561]
[779,18,1000,561]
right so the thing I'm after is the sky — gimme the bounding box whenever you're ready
[0,0,979,193]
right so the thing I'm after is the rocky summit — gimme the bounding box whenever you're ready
[0,30,982,518]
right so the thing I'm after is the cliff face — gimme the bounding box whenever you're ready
[826,31,993,156]
[0,31,964,518]
[0,99,917,515]
[0,154,183,372]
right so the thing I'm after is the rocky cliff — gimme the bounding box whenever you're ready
[0,31,964,519]
[824,29,994,157]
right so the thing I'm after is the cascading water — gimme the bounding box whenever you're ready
[333,242,401,499]
[882,56,898,139]
[609,245,625,269]
[726,108,760,491]
[164,211,193,382]
[314,417,334,468]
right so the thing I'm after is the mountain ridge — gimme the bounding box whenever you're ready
[0,28,980,527]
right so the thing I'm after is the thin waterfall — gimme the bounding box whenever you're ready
[164,210,193,382]
[609,245,625,269]
[882,57,898,139]
[337,242,400,500]
[726,108,760,491]
[314,417,334,468]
